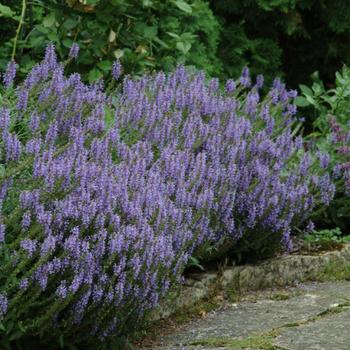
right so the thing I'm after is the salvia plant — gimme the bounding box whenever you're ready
[0,45,335,348]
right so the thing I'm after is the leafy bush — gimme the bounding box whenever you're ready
[296,67,350,231]
[210,0,350,86]
[0,47,334,347]
[303,227,350,252]
[0,0,221,81]
[4,0,350,87]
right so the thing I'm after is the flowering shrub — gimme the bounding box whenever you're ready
[0,46,194,348]
[113,66,334,256]
[0,46,334,347]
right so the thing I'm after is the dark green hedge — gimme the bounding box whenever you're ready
[2,0,350,85]
[210,0,350,86]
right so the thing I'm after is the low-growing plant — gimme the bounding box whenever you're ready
[112,65,335,259]
[0,46,198,349]
[0,46,335,347]
[303,227,350,251]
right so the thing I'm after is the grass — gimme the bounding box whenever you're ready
[188,300,350,350]
[133,297,222,348]
[189,330,286,350]
[269,293,292,301]
[172,298,220,324]
[315,261,350,281]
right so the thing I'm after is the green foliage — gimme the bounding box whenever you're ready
[303,227,350,251]
[296,67,350,231]
[316,260,350,281]
[0,0,221,81]
[3,0,350,86]
[210,0,350,86]
[295,67,350,135]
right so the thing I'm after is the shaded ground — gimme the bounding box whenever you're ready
[140,281,350,350]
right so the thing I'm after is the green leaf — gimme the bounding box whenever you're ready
[188,256,204,270]
[305,94,316,105]
[336,71,346,85]
[0,165,5,178]
[62,18,78,30]
[5,320,14,334]
[173,1,192,14]
[47,31,59,42]
[0,3,17,20]
[18,322,25,333]
[311,82,323,95]
[142,0,153,7]
[88,68,102,82]
[27,35,45,48]
[299,84,313,96]
[97,60,112,71]
[176,41,191,54]
[153,36,169,49]
[62,38,73,48]
[43,13,56,28]
[167,32,180,39]
[35,25,50,34]
[59,334,65,348]
[294,96,310,107]
[9,330,23,341]
[113,49,124,58]
[143,26,157,39]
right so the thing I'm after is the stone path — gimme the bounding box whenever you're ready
[142,281,350,350]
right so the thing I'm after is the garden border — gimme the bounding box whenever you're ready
[150,244,350,321]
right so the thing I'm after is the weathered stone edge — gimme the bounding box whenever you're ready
[150,244,350,321]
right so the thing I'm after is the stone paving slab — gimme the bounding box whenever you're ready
[151,245,350,323]
[143,281,350,350]
[275,309,350,350]
[148,346,255,350]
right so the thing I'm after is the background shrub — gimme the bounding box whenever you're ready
[0,0,221,81]
[4,0,350,87]
[295,66,350,232]
[210,0,350,86]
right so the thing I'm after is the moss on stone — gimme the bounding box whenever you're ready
[172,298,220,324]
[315,261,350,281]
[189,330,285,350]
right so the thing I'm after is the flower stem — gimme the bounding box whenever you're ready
[11,0,27,61]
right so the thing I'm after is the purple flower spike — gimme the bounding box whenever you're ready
[112,59,122,80]
[0,223,5,243]
[2,61,17,88]
[240,66,251,87]
[69,43,80,59]
[225,79,236,93]
[0,294,8,319]
[256,74,264,89]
